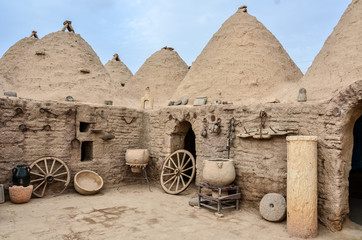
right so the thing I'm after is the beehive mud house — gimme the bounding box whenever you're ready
[1,0,361,232]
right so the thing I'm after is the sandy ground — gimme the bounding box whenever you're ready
[0,183,361,240]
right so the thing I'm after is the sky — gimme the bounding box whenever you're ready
[0,0,351,74]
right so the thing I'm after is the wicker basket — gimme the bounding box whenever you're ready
[74,170,103,195]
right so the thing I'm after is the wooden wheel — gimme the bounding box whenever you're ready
[29,157,70,197]
[160,149,196,195]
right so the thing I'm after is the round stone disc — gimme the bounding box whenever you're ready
[259,193,286,222]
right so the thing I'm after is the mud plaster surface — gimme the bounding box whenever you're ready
[0,184,361,240]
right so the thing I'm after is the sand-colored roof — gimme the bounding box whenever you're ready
[0,37,38,74]
[0,31,119,105]
[105,56,133,87]
[122,47,188,108]
[279,0,362,102]
[172,7,303,105]
[0,37,38,93]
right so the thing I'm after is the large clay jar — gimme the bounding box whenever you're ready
[9,185,33,204]
[202,159,236,186]
[125,149,150,173]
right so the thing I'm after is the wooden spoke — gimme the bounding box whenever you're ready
[160,149,195,195]
[180,174,186,187]
[53,178,67,183]
[40,182,48,197]
[163,166,175,171]
[168,158,178,169]
[49,159,56,174]
[181,172,192,178]
[53,172,68,178]
[181,157,192,169]
[168,176,178,191]
[162,172,175,177]
[176,176,180,192]
[163,175,176,185]
[177,153,180,168]
[52,164,64,175]
[30,172,45,178]
[30,157,70,198]
[180,153,186,169]
[44,158,49,174]
[33,180,46,191]
[182,166,194,173]
[30,178,44,183]
[34,163,46,175]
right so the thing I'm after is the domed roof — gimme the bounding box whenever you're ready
[172,7,303,105]
[280,0,362,102]
[122,47,188,108]
[105,54,133,87]
[0,37,38,75]
[1,31,118,105]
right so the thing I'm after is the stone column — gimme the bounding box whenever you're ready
[286,136,318,238]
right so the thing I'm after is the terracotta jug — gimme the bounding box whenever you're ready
[12,165,31,187]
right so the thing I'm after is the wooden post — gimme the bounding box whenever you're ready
[286,136,318,238]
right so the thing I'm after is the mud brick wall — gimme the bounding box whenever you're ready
[142,101,348,231]
[0,97,143,189]
[1,80,360,232]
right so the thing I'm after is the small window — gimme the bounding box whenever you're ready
[80,122,91,132]
[81,141,93,161]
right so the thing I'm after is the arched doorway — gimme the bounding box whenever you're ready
[170,121,197,182]
[170,121,196,156]
[349,115,362,225]
[184,126,196,160]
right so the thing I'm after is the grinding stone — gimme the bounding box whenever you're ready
[259,193,286,222]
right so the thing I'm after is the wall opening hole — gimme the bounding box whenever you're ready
[349,115,362,225]
[269,203,274,208]
[80,122,91,132]
[81,141,93,161]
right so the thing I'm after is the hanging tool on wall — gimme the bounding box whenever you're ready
[226,118,236,159]
[71,108,80,148]
[39,108,58,118]
[1,107,24,126]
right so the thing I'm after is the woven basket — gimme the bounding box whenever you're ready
[74,170,103,195]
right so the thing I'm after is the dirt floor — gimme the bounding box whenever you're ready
[0,183,361,240]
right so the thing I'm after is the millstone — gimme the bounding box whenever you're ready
[259,193,286,222]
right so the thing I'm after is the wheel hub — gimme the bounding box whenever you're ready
[46,175,54,183]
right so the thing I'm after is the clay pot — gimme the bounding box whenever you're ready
[74,170,103,195]
[125,149,150,173]
[202,159,236,186]
[9,185,33,204]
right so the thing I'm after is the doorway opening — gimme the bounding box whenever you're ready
[349,115,362,225]
[170,121,196,182]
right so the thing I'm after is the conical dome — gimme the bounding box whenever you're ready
[173,7,303,105]
[281,0,362,102]
[105,54,133,87]
[0,37,38,74]
[1,31,118,105]
[122,47,188,108]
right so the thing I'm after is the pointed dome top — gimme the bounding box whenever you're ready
[105,54,133,87]
[0,37,38,74]
[1,31,119,105]
[281,0,362,102]
[122,47,188,108]
[172,8,303,105]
